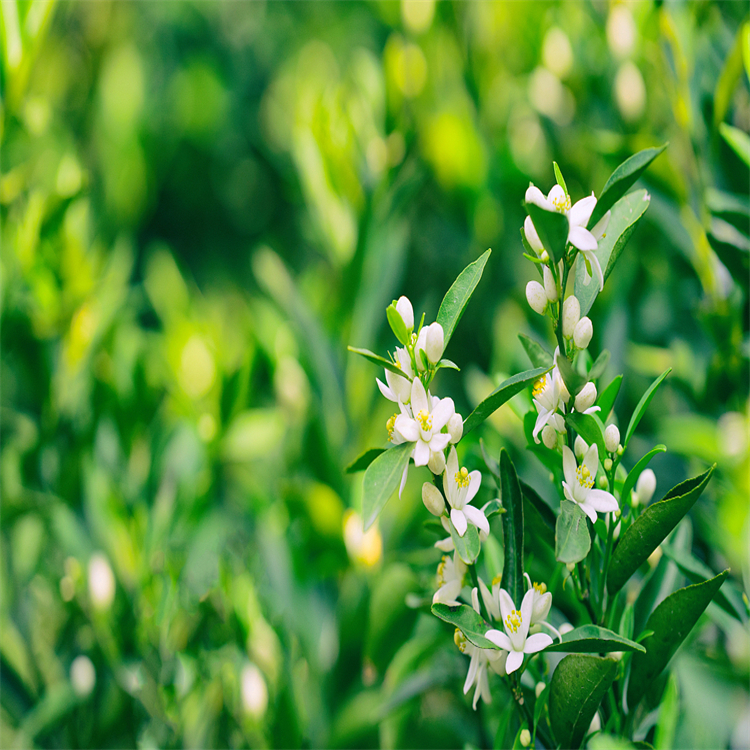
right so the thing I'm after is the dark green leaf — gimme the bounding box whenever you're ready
[525,202,569,266]
[520,481,556,550]
[386,302,409,345]
[549,654,617,749]
[591,145,667,226]
[436,249,491,350]
[431,603,497,650]
[450,520,481,565]
[499,449,524,605]
[720,123,750,167]
[543,624,645,653]
[463,366,550,436]
[347,346,410,380]
[623,369,671,449]
[556,500,591,564]
[362,443,412,530]
[597,375,623,420]
[607,466,715,595]
[627,571,729,710]
[589,350,611,380]
[566,412,606,458]
[346,447,385,474]
[518,333,553,368]
[619,445,667,505]
[557,353,587,396]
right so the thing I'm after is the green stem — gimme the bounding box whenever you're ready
[599,515,616,624]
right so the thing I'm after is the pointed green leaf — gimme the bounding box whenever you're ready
[436,249,491,350]
[450,520,481,565]
[556,500,591,564]
[623,369,671,449]
[521,481,556,549]
[543,624,645,654]
[619,445,667,505]
[597,375,623,420]
[525,203,569,266]
[607,466,715,595]
[386,302,409,345]
[431,602,497,650]
[565,412,606,458]
[591,145,667,226]
[549,654,618,749]
[499,449,524,605]
[627,570,729,710]
[362,443,412,530]
[437,358,460,371]
[463,366,550,436]
[346,447,385,474]
[482,498,503,519]
[347,346,410,380]
[720,123,750,167]
[589,349,611,381]
[553,161,569,197]
[518,333,553,368]
[557,353,588,396]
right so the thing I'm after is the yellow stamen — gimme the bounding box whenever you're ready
[454,628,467,653]
[505,609,523,634]
[576,464,594,489]
[533,582,547,595]
[552,194,571,213]
[454,466,470,488]
[437,556,447,586]
[417,410,432,432]
[532,376,546,398]
[492,574,503,588]
[386,414,397,442]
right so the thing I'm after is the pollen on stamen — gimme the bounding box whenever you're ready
[454,466,470,488]
[552,194,571,212]
[454,628,467,653]
[576,464,594,489]
[417,410,432,431]
[386,414,398,442]
[437,556,447,585]
[505,609,523,634]
[491,574,503,587]
[533,582,547,595]
[532,376,546,398]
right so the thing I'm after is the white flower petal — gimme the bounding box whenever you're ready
[520,589,535,641]
[533,408,552,443]
[429,432,451,452]
[376,378,396,401]
[395,415,419,442]
[524,633,553,654]
[451,508,468,537]
[579,500,599,524]
[569,194,597,228]
[463,504,490,537]
[434,537,454,552]
[562,446,577,486]
[466,470,482,503]
[547,184,566,207]
[479,579,499,620]
[464,652,479,695]
[584,443,600,479]
[485,629,512,651]
[525,185,549,208]
[569,225,598,251]
[433,580,462,605]
[505,650,524,674]
[524,215,544,252]
[413,439,430,466]
[411,378,429,415]
[431,397,455,431]
[586,489,619,513]
[498,589,515,623]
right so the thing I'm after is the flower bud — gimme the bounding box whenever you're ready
[425,322,444,364]
[448,413,463,444]
[573,316,593,349]
[526,280,547,315]
[541,424,558,450]
[422,483,445,516]
[543,265,558,302]
[604,424,620,453]
[565,563,575,573]
[635,469,656,505]
[428,450,446,475]
[574,382,597,412]
[415,328,428,370]
[395,296,414,331]
[524,216,543,254]
[520,729,531,748]
[574,435,588,460]
[562,296,581,338]
[559,622,574,634]
[589,712,601,733]
[597,473,608,489]
[535,682,546,698]
[604,457,613,472]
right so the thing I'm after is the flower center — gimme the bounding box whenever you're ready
[417,410,432,432]
[492,574,503,587]
[386,414,397,442]
[454,466,470,488]
[532,376,546,398]
[533,581,547,595]
[505,609,523,634]
[552,194,571,213]
[454,628,467,653]
[437,556,447,586]
[576,464,594,489]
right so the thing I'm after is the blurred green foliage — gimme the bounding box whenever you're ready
[0,1,748,748]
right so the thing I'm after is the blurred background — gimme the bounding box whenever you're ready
[1,1,748,747]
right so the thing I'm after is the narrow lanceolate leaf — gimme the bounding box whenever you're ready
[499,449,524,605]
[450,520,481,565]
[590,144,667,226]
[521,481,556,549]
[518,333,553,368]
[624,369,671,449]
[549,655,618,749]
[607,466,715,595]
[346,448,385,474]
[556,500,591,564]
[597,374,623,419]
[565,412,606,459]
[553,161,569,197]
[720,123,750,167]
[588,349,611,381]
[627,571,729,710]
[463,366,550,436]
[362,443,412,530]
[619,445,667,504]
[436,249,491,350]
[347,346,409,380]
[431,602,497,650]
[543,624,645,654]
[575,190,651,317]
[525,202,569,266]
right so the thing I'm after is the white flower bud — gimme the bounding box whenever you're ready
[541,424,558,449]
[635,469,656,505]
[543,265,558,302]
[70,655,96,698]
[535,682,546,698]
[549,413,565,433]
[422,483,445,516]
[526,280,547,315]
[415,328,428,370]
[520,729,531,748]
[589,712,601,733]
[559,622,574,633]
[597,473,608,489]
[604,424,620,453]
[448,413,463,444]
[562,296,581,338]
[565,563,575,573]
[395,296,414,331]
[427,450,446,475]
[524,216,544,254]
[425,322,444,364]
[574,382,597,412]
[574,435,588,460]
[573,316,593,349]
[604,457,613,472]
[88,553,115,610]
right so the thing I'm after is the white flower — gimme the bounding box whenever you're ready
[415,322,444,369]
[395,296,414,331]
[573,316,593,349]
[526,280,547,315]
[531,363,569,443]
[394,378,454,467]
[443,447,487,537]
[632,468,656,507]
[485,588,553,674]
[433,551,467,606]
[543,265,558,302]
[604,424,620,453]
[422,483,445,516]
[562,444,619,523]
[562,296,581,338]
[447,413,463,444]
[376,347,413,404]
[524,215,544,255]
[574,382,598,413]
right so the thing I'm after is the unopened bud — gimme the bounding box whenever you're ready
[428,450,446,475]
[541,424,558,450]
[562,296,581,338]
[395,296,414,331]
[574,435,588,460]
[526,280,547,315]
[559,622,574,634]
[597,474,608,488]
[448,413,463,444]
[520,729,531,747]
[535,682,546,698]
[573,316,593,349]
[422,483,445,516]
[574,382,597,412]
[543,265,558,302]
[425,323,444,364]
[589,712,601,733]
[604,424,620,453]
[617,445,624,456]
[635,469,656,505]
[524,216,544,254]
[415,328,428,371]
[566,563,575,573]
[604,457,613,472]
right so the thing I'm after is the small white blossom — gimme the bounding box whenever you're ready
[574,382,597,413]
[443,447,487,537]
[573,316,593,349]
[526,280,547,315]
[574,435,588,460]
[422,483,445,516]
[433,551,467,605]
[562,444,619,523]
[562,296,581,338]
[531,362,569,443]
[604,424,620,453]
[632,468,656,507]
[376,347,413,404]
[524,215,544,255]
[415,322,444,369]
[395,296,414,331]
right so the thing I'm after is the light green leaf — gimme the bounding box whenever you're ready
[627,570,729,710]
[450,520,480,565]
[565,412,606,458]
[549,654,618,749]
[347,346,410,380]
[720,122,750,167]
[619,445,667,505]
[499,449,524,606]
[362,443,412,530]
[543,624,645,654]
[386,302,409,345]
[437,358,460,371]
[556,500,591,565]
[654,674,679,750]
[597,375,623,420]
[623,369,671,449]
[518,333,553,368]
[607,466,715,595]
[589,349,611,380]
[436,249,491,350]
[346,448,385,474]
[553,161,569,197]
[525,203,569,266]
[463,366,550,436]
[431,602,497,650]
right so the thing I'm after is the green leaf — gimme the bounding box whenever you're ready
[556,500,591,564]
[525,203,569,266]
[720,123,750,167]
[521,481,556,549]
[483,499,503,519]
[589,349,611,381]
[597,375,622,419]
[499,449,524,605]
[557,353,588,396]
[543,624,645,654]
[346,447,385,474]
[575,190,652,316]
[436,249,491,350]
[362,443,412,530]
[607,466,715,595]
[619,445,667,505]
[654,674,679,750]
[437,358,460,371]
[549,654,618,749]
[565,412,606,458]
[431,603,497,650]
[590,145,667,226]
[553,161,569,197]
[623,369,671,449]
[450,520,481,565]
[347,346,410,381]
[463,366,550,436]
[518,333,553,368]
[627,570,729,710]
[386,302,409,345]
